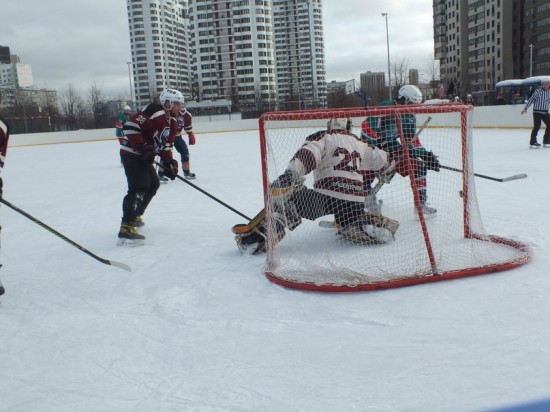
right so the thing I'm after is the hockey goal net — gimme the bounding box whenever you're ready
[258,105,531,292]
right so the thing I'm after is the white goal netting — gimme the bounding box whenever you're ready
[258,105,531,292]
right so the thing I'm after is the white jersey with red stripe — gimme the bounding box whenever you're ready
[286,129,389,202]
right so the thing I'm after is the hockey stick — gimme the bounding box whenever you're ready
[156,162,252,221]
[439,165,528,182]
[0,198,131,272]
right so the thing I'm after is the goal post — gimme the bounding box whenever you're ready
[258,104,531,292]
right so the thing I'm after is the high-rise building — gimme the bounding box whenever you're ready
[0,46,10,65]
[360,71,385,104]
[126,0,190,107]
[523,1,550,77]
[408,69,419,86]
[433,0,519,97]
[272,0,326,109]
[127,0,326,112]
[188,0,278,112]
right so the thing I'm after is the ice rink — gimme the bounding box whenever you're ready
[1,126,550,411]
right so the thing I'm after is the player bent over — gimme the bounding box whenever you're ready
[361,85,440,215]
[232,118,398,254]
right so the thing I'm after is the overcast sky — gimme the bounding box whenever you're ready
[1,0,434,98]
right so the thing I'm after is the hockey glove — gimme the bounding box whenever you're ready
[270,170,297,198]
[161,159,179,180]
[423,151,440,172]
[271,170,295,189]
[375,160,396,183]
[188,132,196,145]
[140,143,155,164]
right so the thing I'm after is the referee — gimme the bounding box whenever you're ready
[522,77,550,149]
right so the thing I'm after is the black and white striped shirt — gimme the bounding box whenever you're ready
[524,87,550,113]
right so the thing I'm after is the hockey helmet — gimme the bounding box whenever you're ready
[541,77,550,85]
[123,105,132,112]
[159,88,185,110]
[398,85,423,104]
[327,118,351,131]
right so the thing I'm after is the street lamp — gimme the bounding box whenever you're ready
[126,61,133,107]
[382,13,392,100]
[529,44,534,77]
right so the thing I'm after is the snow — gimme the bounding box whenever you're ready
[1,127,550,411]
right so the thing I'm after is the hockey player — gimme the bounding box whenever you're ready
[162,99,197,180]
[115,105,132,145]
[115,105,132,165]
[0,115,10,295]
[118,88,182,245]
[361,85,440,215]
[232,118,398,254]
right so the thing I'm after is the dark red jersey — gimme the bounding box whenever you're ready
[121,103,177,161]
[175,109,193,136]
[0,115,9,169]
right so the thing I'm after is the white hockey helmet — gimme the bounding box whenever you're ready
[327,118,351,131]
[123,105,131,112]
[398,85,423,104]
[159,88,185,110]
[541,77,550,85]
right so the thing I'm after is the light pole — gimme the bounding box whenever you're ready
[382,13,392,100]
[529,44,534,77]
[126,61,133,107]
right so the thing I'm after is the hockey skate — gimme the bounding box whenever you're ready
[131,215,145,228]
[117,222,145,246]
[529,142,541,149]
[544,144,550,148]
[183,170,196,179]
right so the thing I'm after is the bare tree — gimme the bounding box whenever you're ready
[424,57,441,99]
[88,82,104,129]
[391,57,411,96]
[59,84,83,130]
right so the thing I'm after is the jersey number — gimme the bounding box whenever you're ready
[333,148,361,172]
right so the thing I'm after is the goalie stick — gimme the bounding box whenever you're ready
[1,198,131,272]
[439,165,528,182]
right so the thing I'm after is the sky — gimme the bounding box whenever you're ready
[0,0,435,97]
[2,123,550,411]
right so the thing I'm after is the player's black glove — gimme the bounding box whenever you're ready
[161,159,179,180]
[423,151,440,172]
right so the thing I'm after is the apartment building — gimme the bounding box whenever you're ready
[127,0,327,112]
[188,0,278,111]
[434,0,520,98]
[127,0,191,107]
[272,0,326,109]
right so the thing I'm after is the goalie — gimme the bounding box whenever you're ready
[232,118,399,254]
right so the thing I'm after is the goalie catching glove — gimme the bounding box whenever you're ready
[161,159,179,180]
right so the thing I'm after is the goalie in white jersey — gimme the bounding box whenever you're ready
[233,118,398,253]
